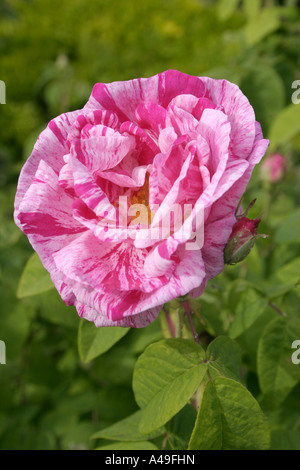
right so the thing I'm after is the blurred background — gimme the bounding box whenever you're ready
[0,0,300,450]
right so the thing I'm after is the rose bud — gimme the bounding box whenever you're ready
[260,153,287,183]
[224,216,268,265]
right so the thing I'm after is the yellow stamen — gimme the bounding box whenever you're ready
[130,174,152,225]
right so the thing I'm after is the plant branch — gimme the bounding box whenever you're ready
[182,301,200,345]
[268,301,287,317]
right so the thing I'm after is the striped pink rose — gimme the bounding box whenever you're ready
[14,70,269,327]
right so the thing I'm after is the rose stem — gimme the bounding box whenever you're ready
[182,301,200,345]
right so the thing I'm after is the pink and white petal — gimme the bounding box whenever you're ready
[196,109,231,207]
[167,94,217,135]
[168,94,201,115]
[135,102,170,135]
[71,247,206,323]
[98,164,152,188]
[192,97,218,120]
[189,278,208,300]
[190,134,211,168]
[71,158,116,218]
[248,122,269,166]
[150,146,199,228]
[54,231,169,294]
[71,132,135,173]
[168,104,199,136]
[201,211,236,280]
[17,160,84,239]
[202,77,256,159]
[197,108,231,174]
[72,199,100,232]
[58,156,74,191]
[209,157,249,206]
[144,236,179,278]
[85,70,207,120]
[15,160,85,297]
[67,109,120,143]
[120,121,159,156]
[201,127,268,281]
[215,125,269,217]
[81,123,116,139]
[14,110,82,213]
[158,126,178,153]
[156,70,207,109]
[149,137,188,208]
[199,165,211,192]
[75,301,161,328]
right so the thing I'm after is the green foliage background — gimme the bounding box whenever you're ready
[0,0,300,450]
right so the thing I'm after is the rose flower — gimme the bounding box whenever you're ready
[14,70,269,327]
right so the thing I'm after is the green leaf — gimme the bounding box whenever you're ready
[188,381,222,450]
[206,336,241,381]
[217,0,240,21]
[78,318,130,363]
[257,316,300,407]
[275,257,300,287]
[274,210,300,244]
[95,441,158,450]
[17,252,54,298]
[228,287,268,339]
[133,339,207,433]
[269,104,300,151]
[242,7,281,46]
[91,410,163,442]
[189,378,270,450]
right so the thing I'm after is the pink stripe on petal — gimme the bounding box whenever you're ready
[54,231,169,294]
[144,237,179,278]
[70,247,206,323]
[135,102,170,136]
[158,126,178,153]
[87,71,207,121]
[71,132,135,173]
[14,110,82,211]
[71,158,116,218]
[202,77,256,159]
[17,160,84,237]
[98,164,151,188]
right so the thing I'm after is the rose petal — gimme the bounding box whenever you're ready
[14,110,81,212]
[71,247,206,323]
[54,231,169,294]
[202,77,256,159]
[86,70,207,120]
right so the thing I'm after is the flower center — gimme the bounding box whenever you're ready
[130,174,152,225]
